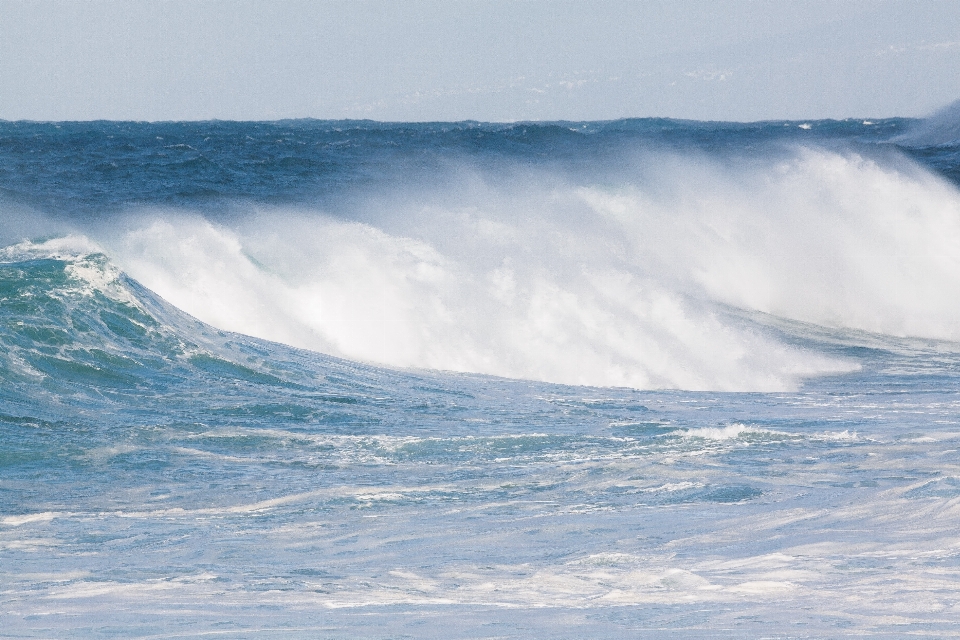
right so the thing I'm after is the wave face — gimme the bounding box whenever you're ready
[6,117,960,637]
[3,117,958,391]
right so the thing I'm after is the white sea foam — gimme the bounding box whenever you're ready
[0,235,101,263]
[812,430,859,441]
[603,148,960,341]
[105,213,821,391]
[0,236,142,306]
[679,423,758,440]
[1,512,58,527]
[14,144,960,391]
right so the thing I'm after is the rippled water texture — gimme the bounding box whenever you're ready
[3,116,960,637]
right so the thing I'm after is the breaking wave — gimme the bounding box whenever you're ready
[5,122,960,391]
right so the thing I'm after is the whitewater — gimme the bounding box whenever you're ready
[3,112,960,637]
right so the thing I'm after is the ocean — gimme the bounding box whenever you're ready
[2,114,960,638]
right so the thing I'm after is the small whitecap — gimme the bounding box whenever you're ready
[813,430,859,441]
[2,512,58,526]
[678,423,753,440]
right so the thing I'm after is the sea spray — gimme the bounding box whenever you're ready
[4,116,960,637]
[87,144,960,390]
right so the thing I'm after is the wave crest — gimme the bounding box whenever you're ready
[11,143,960,392]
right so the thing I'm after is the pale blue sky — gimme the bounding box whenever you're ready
[1,0,959,122]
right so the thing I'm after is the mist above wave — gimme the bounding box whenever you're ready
[98,214,838,391]
[896,99,960,148]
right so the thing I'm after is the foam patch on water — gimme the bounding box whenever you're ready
[63,256,139,306]
[1,512,59,527]
[812,430,860,442]
[678,423,767,440]
[0,235,102,263]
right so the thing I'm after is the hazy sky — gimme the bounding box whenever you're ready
[1,0,959,122]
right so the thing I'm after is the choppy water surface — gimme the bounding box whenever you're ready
[3,114,960,637]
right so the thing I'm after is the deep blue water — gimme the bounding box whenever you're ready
[0,117,928,218]
[3,116,960,638]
